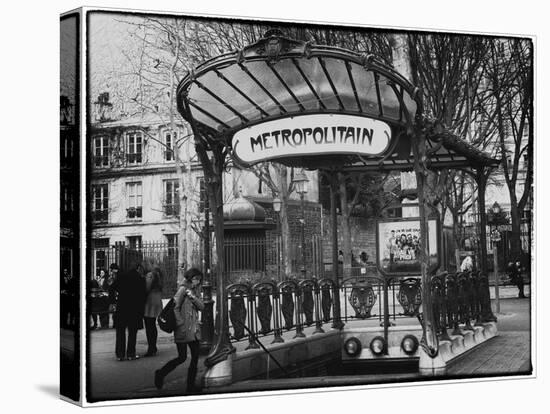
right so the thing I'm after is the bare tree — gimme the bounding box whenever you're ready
[407,34,497,242]
[92,17,206,275]
[486,38,533,259]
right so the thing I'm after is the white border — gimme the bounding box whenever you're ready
[79,3,538,408]
[2,1,545,413]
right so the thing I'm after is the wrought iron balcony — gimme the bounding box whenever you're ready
[126,206,142,219]
[126,153,142,164]
[92,209,109,223]
[164,204,180,217]
[93,155,110,167]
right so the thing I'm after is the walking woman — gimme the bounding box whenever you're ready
[155,268,204,393]
[143,267,163,357]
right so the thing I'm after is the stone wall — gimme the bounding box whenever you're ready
[321,214,377,265]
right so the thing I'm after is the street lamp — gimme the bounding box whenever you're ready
[293,171,309,277]
[487,201,508,314]
[273,197,282,280]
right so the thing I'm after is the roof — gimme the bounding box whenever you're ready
[340,126,500,173]
[173,30,498,172]
[91,112,185,131]
[177,30,419,136]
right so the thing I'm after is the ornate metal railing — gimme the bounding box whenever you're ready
[225,270,493,348]
[340,275,424,324]
[430,270,493,340]
[227,277,337,347]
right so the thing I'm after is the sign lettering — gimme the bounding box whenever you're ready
[232,114,392,166]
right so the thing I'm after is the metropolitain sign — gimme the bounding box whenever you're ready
[232,114,392,166]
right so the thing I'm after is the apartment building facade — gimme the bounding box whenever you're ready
[89,107,323,279]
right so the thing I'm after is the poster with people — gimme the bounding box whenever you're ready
[377,219,439,275]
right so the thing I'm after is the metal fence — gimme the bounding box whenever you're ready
[223,234,325,283]
[91,235,326,297]
[224,267,493,348]
[91,241,180,298]
[227,277,338,347]
[456,223,531,272]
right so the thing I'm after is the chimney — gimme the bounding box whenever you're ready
[94,92,113,122]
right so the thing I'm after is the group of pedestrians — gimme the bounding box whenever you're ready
[108,262,163,361]
[103,262,205,393]
[89,268,116,329]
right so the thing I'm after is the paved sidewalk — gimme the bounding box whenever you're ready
[86,319,337,401]
[447,332,531,376]
[86,296,531,401]
[87,327,207,401]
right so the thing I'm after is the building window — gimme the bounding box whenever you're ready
[165,234,178,258]
[164,130,176,161]
[164,180,180,217]
[60,183,74,227]
[93,136,110,167]
[126,182,142,219]
[92,238,110,276]
[61,185,73,213]
[92,184,109,222]
[61,132,74,167]
[127,132,143,164]
[127,235,142,250]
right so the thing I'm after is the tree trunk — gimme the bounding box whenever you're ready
[509,202,522,260]
[413,130,439,358]
[278,166,292,277]
[176,157,187,283]
[338,174,352,278]
[279,198,292,278]
[185,136,194,268]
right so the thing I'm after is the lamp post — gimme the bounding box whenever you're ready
[487,201,505,314]
[273,197,282,280]
[293,171,309,278]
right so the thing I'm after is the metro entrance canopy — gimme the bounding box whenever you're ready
[175,29,500,385]
[176,29,498,171]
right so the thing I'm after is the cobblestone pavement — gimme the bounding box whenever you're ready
[447,332,531,376]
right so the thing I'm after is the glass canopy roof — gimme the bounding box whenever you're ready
[176,30,498,171]
[177,31,419,137]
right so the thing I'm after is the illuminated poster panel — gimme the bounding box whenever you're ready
[377,218,439,276]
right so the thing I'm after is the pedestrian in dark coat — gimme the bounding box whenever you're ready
[155,267,204,393]
[507,260,526,298]
[113,263,146,361]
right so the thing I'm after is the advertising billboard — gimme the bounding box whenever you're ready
[377,218,439,276]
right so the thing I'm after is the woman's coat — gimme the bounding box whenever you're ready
[173,284,204,343]
[144,271,163,318]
